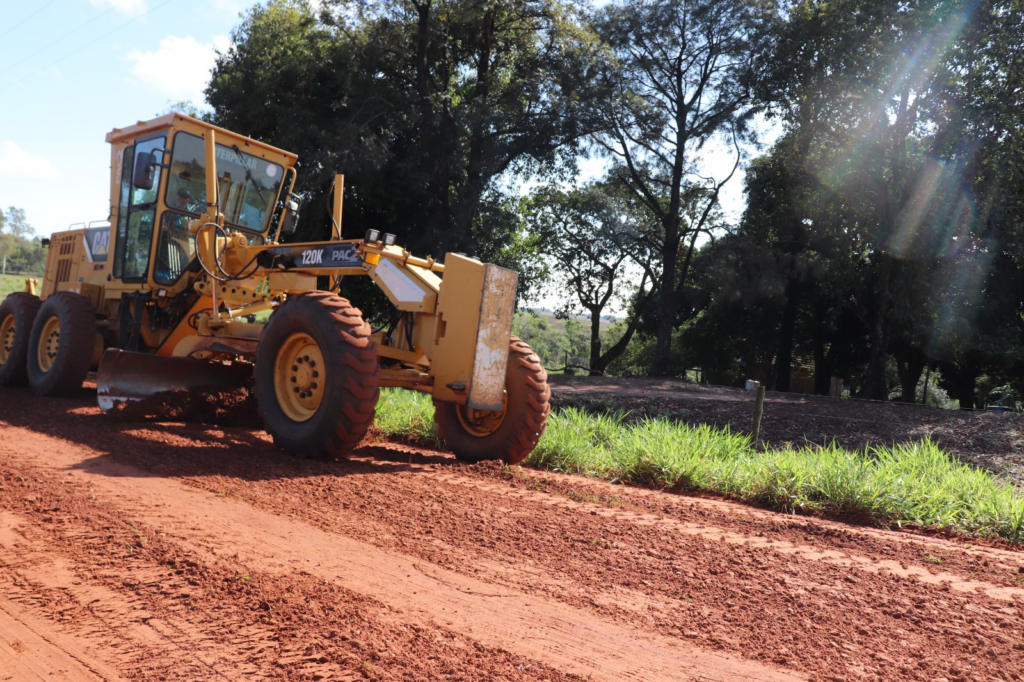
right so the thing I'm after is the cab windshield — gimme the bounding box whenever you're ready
[165,131,284,232]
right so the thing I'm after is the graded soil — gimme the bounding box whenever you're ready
[0,384,1022,681]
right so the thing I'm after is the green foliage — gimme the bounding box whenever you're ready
[512,311,590,371]
[591,0,778,375]
[374,389,1024,542]
[206,0,606,309]
[0,207,44,276]
[160,100,211,121]
[603,324,692,378]
[679,0,1024,402]
[527,180,654,373]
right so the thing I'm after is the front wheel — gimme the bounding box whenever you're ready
[255,292,380,459]
[433,336,550,465]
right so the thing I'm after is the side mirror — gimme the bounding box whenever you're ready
[133,151,155,190]
[280,200,300,236]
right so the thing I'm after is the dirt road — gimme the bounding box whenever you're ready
[1,387,1022,681]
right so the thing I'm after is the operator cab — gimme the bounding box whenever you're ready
[106,115,298,294]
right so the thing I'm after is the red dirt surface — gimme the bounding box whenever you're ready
[1,385,1023,681]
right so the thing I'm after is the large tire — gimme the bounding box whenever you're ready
[255,291,380,459]
[433,336,550,465]
[27,293,96,397]
[0,293,42,386]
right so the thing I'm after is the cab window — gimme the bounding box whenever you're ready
[166,132,283,232]
[112,145,134,279]
[119,135,165,282]
[154,212,195,286]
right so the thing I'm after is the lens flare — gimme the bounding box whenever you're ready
[926,236,993,359]
[890,157,977,260]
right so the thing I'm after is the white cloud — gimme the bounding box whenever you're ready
[0,142,60,180]
[88,0,147,16]
[125,35,229,103]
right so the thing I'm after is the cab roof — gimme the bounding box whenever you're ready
[105,114,298,166]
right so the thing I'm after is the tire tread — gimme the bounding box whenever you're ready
[434,336,550,465]
[27,293,95,397]
[255,292,380,459]
[0,293,42,386]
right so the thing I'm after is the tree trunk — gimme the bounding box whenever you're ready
[865,256,892,400]
[414,0,453,247]
[957,365,980,410]
[902,362,925,404]
[812,302,830,395]
[650,289,676,376]
[650,220,679,377]
[415,1,433,138]
[588,307,602,376]
[921,362,931,405]
[775,279,803,393]
[894,351,925,404]
[591,274,651,376]
[458,9,494,241]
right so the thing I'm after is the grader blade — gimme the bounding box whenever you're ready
[96,349,252,411]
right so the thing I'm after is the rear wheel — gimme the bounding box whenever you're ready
[27,293,96,396]
[0,293,42,386]
[433,336,550,465]
[255,292,380,459]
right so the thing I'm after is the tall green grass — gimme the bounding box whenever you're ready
[373,388,443,449]
[0,273,37,300]
[373,389,1024,543]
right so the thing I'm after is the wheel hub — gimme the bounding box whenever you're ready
[274,333,326,422]
[455,391,508,437]
[0,314,15,364]
[36,316,61,373]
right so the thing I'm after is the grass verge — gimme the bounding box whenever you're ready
[0,273,42,299]
[373,388,1024,543]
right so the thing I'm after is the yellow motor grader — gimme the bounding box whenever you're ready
[0,114,549,463]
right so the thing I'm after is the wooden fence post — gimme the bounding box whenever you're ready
[751,383,766,447]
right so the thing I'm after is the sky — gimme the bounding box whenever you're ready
[0,0,247,235]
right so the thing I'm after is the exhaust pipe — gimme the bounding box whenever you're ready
[96,348,253,411]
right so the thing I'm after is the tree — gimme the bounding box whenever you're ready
[589,0,775,376]
[924,0,1024,406]
[528,181,653,374]
[733,146,819,392]
[206,0,606,304]
[0,207,34,275]
[760,0,977,399]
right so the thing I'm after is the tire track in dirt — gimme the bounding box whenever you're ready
[0,593,122,681]
[100,431,1024,681]
[0,467,636,682]
[0,508,348,680]
[427,470,1024,601]
[0,425,801,682]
